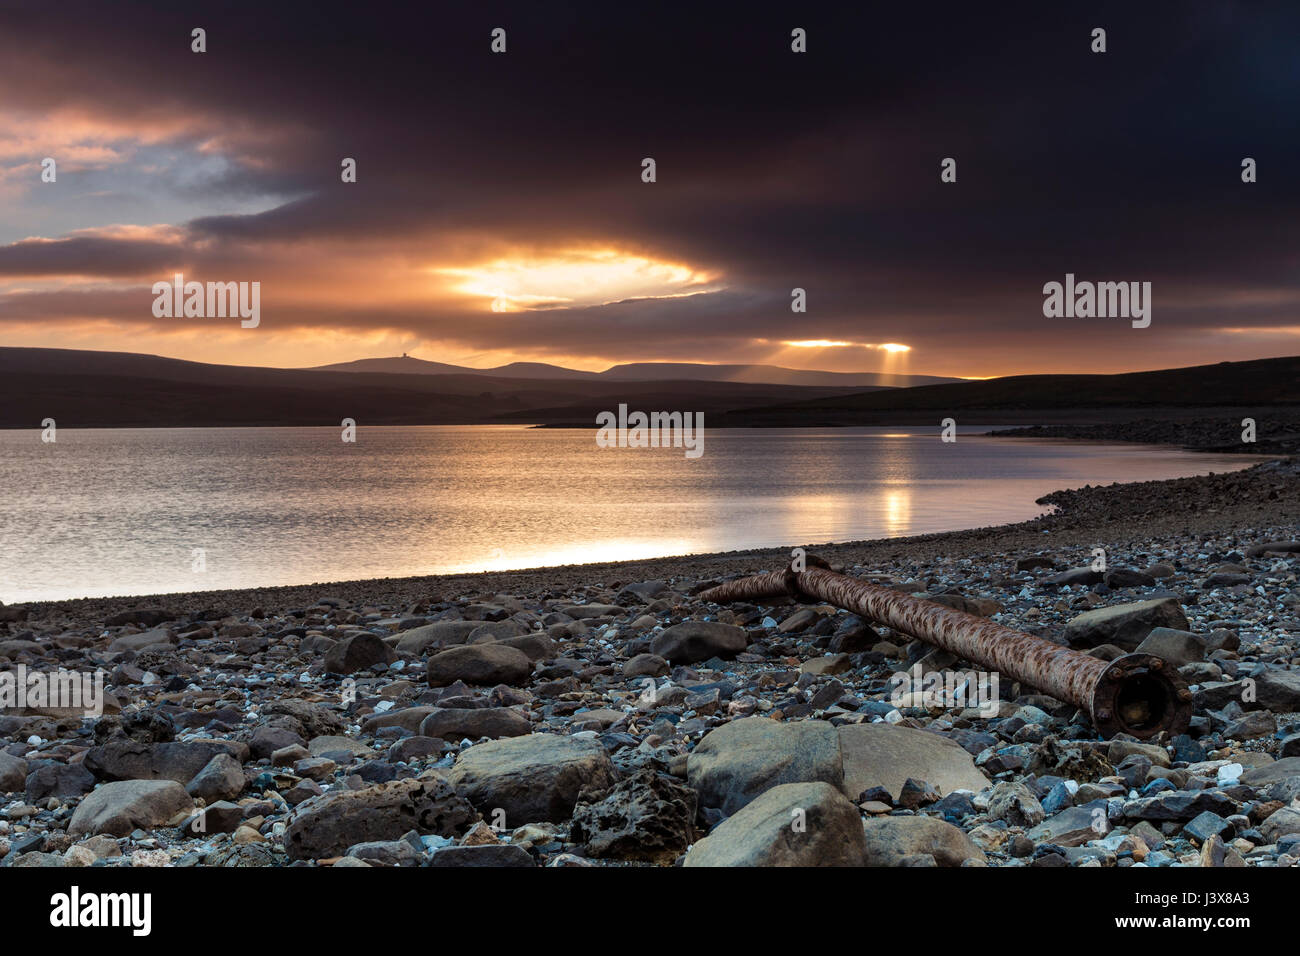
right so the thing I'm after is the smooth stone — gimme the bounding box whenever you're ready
[447,734,617,825]
[68,780,194,838]
[837,723,989,801]
[687,717,843,816]
[684,782,867,867]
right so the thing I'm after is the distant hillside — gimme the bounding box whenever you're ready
[0,347,861,427]
[310,356,599,380]
[3,348,1293,429]
[311,355,956,388]
[708,357,1300,426]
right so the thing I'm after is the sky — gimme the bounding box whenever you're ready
[1,1,1298,378]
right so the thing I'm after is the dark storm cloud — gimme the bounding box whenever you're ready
[1,0,1298,367]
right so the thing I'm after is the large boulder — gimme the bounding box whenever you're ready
[426,644,532,687]
[837,724,989,801]
[68,780,194,838]
[447,734,617,825]
[684,782,867,867]
[651,621,748,664]
[1063,598,1190,651]
[687,717,843,815]
[860,815,986,866]
[283,774,478,860]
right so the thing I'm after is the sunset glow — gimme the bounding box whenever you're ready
[435,250,721,311]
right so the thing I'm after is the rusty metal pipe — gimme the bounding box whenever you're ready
[699,560,1191,740]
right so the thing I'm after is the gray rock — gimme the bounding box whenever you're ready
[860,815,987,866]
[986,781,1045,826]
[688,717,843,815]
[0,752,29,793]
[394,620,480,654]
[1183,811,1232,844]
[283,774,478,860]
[83,738,249,784]
[428,844,535,867]
[248,720,307,760]
[106,628,176,653]
[322,633,395,674]
[1104,568,1156,589]
[1245,540,1300,557]
[684,782,867,867]
[495,633,558,661]
[388,736,446,761]
[184,800,244,835]
[426,644,532,687]
[557,603,623,620]
[1256,669,1300,713]
[1241,758,1300,788]
[1203,573,1251,588]
[1044,567,1103,587]
[68,780,194,838]
[1134,628,1206,667]
[185,752,246,802]
[467,620,528,643]
[1064,598,1190,651]
[307,734,373,758]
[24,762,95,802]
[1026,802,1110,847]
[1223,711,1276,741]
[447,734,617,825]
[1260,807,1300,843]
[651,621,748,664]
[570,768,696,864]
[419,706,531,740]
[360,706,437,735]
[1123,790,1238,821]
[623,653,670,678]
[345,831,425,867]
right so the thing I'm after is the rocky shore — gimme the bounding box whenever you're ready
[1,458,1298,868]
[989,412,1300,456]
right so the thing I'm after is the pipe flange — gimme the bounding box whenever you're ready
[1092,653,1192,740]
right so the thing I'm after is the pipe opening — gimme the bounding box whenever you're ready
[1113,673,1173,735]
[1094,654,1192,740]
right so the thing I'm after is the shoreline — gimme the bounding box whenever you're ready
[12,455,1297,623]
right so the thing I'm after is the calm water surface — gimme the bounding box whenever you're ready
[0,425,1264,602]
